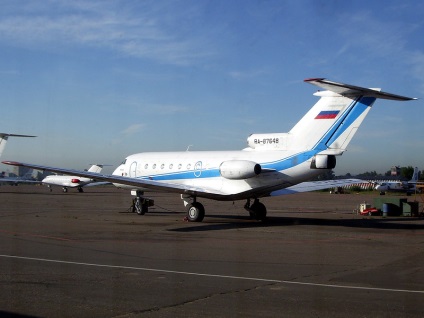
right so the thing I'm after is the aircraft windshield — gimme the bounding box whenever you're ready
[120,159,127,165]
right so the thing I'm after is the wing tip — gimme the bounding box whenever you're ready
[304,77,325,82]
[2,161,22,166]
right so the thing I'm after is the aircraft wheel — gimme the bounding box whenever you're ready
[249,210,256,219]
[134,198,148,215]
[187,202,205,222]
[250,201,267,221]
[63,188,68,193]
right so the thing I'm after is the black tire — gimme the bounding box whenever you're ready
[251,201,267,221]
[187,202,205,222]
[135,200,147,215]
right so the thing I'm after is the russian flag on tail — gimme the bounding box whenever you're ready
[315,110,339,119]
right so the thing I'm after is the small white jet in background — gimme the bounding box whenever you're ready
[375,167,420,194]
[3,78,416,222]
[42,164,107,192]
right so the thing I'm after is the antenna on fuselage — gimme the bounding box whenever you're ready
[186,145,193,151]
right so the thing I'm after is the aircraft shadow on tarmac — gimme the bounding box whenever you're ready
[0,310,40,318]
[168,214,424,232]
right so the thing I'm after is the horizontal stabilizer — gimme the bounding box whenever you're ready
[0,133,36,138]
[304,78,417,101]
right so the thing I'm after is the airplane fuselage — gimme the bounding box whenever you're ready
[112,149,325,200]
[375,182,416,193]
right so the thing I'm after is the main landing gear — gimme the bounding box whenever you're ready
[61,186,83,193]
[180,195,267,222]
[181,195,205,222]
[244,198,267,221]
[130,192,267,223]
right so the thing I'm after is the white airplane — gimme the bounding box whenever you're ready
[0,169,39,185]
[3,78,416,222]
[42,164,106,192]
[375,167,420,194]
[0,133,39,185]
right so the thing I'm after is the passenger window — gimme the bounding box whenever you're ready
[145,164,148,169]
[152,164,156,169]
[169,164,173,169]
[178,164,182,169]
[187,164,191,170]
[161,164,164,169]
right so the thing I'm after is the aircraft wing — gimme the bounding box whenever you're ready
[2,161,229,198]
[2,161,367,198]
[270,179,366,196]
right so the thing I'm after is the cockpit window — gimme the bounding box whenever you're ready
[121,159,127,165]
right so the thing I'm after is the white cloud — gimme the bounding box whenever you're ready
[0,1,216,66]
[121,123,144,136]
[228,69,268,80]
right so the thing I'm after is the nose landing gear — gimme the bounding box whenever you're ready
[131,190,154,215]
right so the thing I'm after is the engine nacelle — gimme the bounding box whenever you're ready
[310,155,336,169]
[219,160,262,180]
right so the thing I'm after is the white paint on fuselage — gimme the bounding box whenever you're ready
[112,150,324,198]
[42,175,94,188]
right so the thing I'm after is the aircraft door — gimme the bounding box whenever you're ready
[194,161,202,177]
[129,161,137,177]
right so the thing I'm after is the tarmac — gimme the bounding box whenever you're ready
[0,185,423,317]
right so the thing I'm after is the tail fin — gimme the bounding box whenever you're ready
[0,133,36,158]
[288,79,416,154]
[87,164,104,173]
[410,167,419,182]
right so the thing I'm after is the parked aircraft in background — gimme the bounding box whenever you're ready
[42,164,107,192]
[375,167,420,194]
[0,133,39,185]
[0,133,36,158]
[0,169,40,186]
[3,78,416,222]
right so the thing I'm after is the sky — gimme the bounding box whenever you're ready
[0,0,423,176]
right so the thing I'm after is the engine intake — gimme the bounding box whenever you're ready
[220,160,261,180]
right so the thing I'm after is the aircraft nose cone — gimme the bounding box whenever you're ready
[112,165,124,176]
